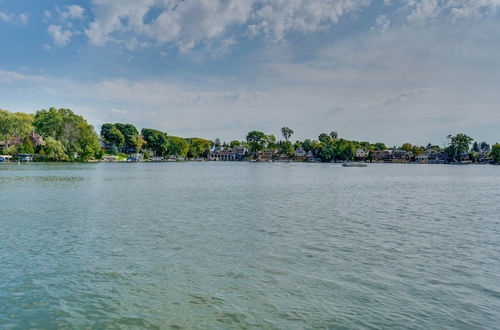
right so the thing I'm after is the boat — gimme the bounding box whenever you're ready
[342,162,367,167]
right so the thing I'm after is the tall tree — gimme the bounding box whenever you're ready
[132,135,146,153]
[33,108,101,161]
[187,137,211,158]
[491,144,500,163]
[141,128,169,156]
[246,131,266,156]
[168,136,189,158]
[114,123,139,149]
[281,127,294,141]
[0,110,34,149]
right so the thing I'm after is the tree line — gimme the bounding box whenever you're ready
[1,107,500,163]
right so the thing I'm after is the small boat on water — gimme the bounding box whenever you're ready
[342,162,367,167]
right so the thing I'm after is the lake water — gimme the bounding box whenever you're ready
[0,162,499,329]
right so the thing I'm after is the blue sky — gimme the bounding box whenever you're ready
[1,0,500,146]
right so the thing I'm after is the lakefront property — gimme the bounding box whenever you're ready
[1,107,500,165]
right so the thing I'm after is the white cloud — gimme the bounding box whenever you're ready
[84,0,370,50]
[249,0,371,41]
[372,14,390,34]
[404,0,500,25]
[62,5,85,20]
[0,11,29,25]
[47,25,77,47]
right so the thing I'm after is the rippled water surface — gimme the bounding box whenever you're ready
[1,162,499,329]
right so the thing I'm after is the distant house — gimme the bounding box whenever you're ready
[371,150,392,162]
[101,155,118,162]
[415,153,429,163]
[233,146,247,160]
[294,147,306,157]
[260,149,276,161]
[209,150,236,161]
[356,148,367,159]
[28,131,45,147]
[391,150,409,163]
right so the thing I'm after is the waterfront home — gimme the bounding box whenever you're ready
[391,150,410,163]
[28,131,45,147]
[234,145,247,160]
[260,149,276,161]
[356,148,367,159]
[209,150,236,161]
[371,150,392,161]
[415,152,429,163]
[295,147,306,157]
[101,155,118,162]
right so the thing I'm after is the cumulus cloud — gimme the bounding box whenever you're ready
[61,5,85,20]
[404,0,500,25]
[84,0,370,50]
[47,25,77,47]
[0,11,29,25]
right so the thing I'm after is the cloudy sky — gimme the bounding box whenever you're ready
[1,0,499,145]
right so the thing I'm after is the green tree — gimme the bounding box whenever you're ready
[0,110,34,149]
[281,140,294,157]
[17,137,35,154]
[318,133,331,144]
[480,142,490,152]
[400,143,413,152]
[472,142,480,152]
[168,136,189,158]
[445,133,474,161]
[114,123,139,149]
[101,124,125,148]
[132,134,146,153]
[373,142,386,151]
[491,144,500,163]
[246,131,266,156]
[187,137,211,158]
[266,134,278,150]
[447,134,473,153]
[281,127,294,141]
[43,137,68,161]
[106,127,125,147]
[230,140,240,149]
[142,128,169,156]
[33,108,101,161]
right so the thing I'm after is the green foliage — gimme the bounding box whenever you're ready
[246,131,267,155]
[187,137,211,158]
[491,144,500,163]
[281,141,294,156]
[17,137,35,154]
[0,110,34,148]
[266,134,278,150]
[447,133,473,154]
[168,136,189,158]
[132,135,146,153]
[230,140,240,149]
[372,143,386,151]
[400,143,413,152]
[142,128,169,156]
[114,123,139,149]
[102,125,125,147]
[281,127,294,141]
[43,137,68,161]
[33,107,101,161]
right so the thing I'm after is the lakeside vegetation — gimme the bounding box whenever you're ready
[1,107,500,164]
